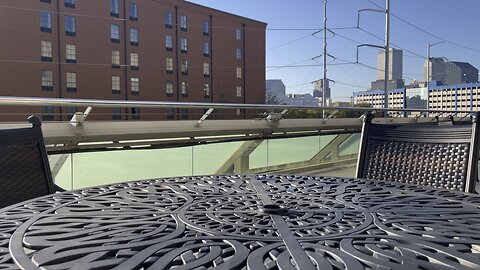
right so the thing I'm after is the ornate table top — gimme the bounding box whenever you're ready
[1,174,480,269]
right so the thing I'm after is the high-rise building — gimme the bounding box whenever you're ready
[312,79,330,101]
[371,49,404,90]
[265,79,287,104]
[377,48,403,81]
[0,0,267,121]
[424,58,478,85]
[424,57,446,83]
[266,80,286,97]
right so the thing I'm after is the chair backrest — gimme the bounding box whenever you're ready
[356,112,480,193]
[0,116,55,208]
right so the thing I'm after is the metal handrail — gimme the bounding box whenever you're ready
[0,96,475,114]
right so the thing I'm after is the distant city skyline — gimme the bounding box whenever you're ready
[187,0,480,101]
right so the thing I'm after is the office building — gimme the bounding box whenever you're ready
[424,58,478,85]
[312,79,331,104]
[354,82,480,117]
[0,0,267,121]
[371,49,404,90]
[266,79,287,103]
[353,89,405,116]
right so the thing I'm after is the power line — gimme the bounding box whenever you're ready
[366,0,480,54]
[267,32,317,51]
[417,0,480,33]
[331,31,362,44]
[332,80,370,89]
[331,55,417,81]
[358,28,427,59]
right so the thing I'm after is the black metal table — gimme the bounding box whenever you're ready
[1,174,480,269]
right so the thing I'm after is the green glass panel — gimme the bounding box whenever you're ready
[249,140,268,170]
[192,141,244,175]
[267,136,320,167]
[50,154,73,190]
[338,133,360,156]
[71,147,193,189]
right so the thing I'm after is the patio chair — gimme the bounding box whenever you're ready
[356,112,480,193]
[0,116,61,208]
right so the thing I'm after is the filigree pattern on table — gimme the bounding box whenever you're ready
[1,174,480,269]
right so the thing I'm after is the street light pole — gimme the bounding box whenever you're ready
[322,0,327,118]
[426,41,443,117]
[383,0,390,117]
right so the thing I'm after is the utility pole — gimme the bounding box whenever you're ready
[322,0,328,118]
[427,41,443,115]
[356,0,391,117]
[384,0,390,115]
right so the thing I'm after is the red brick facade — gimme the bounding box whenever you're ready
[0,0,266,121]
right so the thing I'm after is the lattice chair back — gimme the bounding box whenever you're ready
[356,112,480,192]
[0,116,55,208]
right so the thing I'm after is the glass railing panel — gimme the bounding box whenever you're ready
[266,136,321,167]
[50,154,73,190]
[249,140,268,170]
[192,141,245,175]
[338,133,361,156]
[49,133,361,189]
[70,147,193,189]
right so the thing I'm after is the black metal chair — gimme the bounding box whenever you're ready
[0,116,60,208]
[356,112,480,193]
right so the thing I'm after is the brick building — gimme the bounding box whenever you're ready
[0,0,266,121]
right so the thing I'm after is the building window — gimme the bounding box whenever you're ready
[129,2,138,20]
[43,106,54,121]
[111,24,120,42]
[112,108,122,120]
[166,80,174,96]
[180,38,187,53]
[203,42,209,56]
[204,83,210,97]
[130,52,139,70]
[65,44,76,63]
[40,11,52,32]
[181,81,188,97]
[202,20,209,35]
[131,108,140,120]
[111,50,120,67]
[110,0,119,17]
[181,60,188,75]
[236,67,242,79]
[165,11,173,28]
[166,57,173,74]
[131,77,139,94]
[236,86,242,97]
[180,15,187,30]
[180,108,188,120]
[166,108,174,119]
[65,16,76,36]
[40,0,51,3]
[66,72,77,92]
[40,41,52,62]
[236,28,242,40]
[41,70,53,91]
[130,28,138,46]
[203,63,210,77]
[112,76,120,94]
[64,0,75,8]
[236,48,242,60]
[165,35,173,50]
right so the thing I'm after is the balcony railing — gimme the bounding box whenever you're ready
[0,96,472,190]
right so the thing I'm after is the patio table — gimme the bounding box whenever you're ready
[1,174,480,269]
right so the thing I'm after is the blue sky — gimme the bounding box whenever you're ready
[187,0,480,101]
